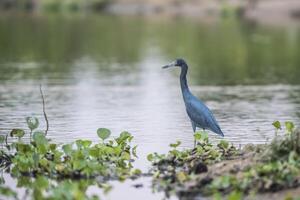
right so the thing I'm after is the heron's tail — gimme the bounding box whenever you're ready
[211,123,224,137]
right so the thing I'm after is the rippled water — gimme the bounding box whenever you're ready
[0,14,300,199]
[1,53,300,168]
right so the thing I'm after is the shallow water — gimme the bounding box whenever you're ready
[0,14,300,199]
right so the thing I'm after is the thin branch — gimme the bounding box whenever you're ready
[5,132,8,148]
[39,85,49,136]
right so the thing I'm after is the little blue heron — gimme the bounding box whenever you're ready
[162,58,224,146]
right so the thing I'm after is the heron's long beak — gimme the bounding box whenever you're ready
[162,61,176,69]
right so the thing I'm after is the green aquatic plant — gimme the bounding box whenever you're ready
[26,117,39,140]
[148,131,239,197]
[149,122,300,199]
[0,117,139,179]
[0,116,141,199]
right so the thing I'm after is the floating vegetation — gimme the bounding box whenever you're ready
[0,117,140,200]
[1,116,300,199]
[148,122,300,199]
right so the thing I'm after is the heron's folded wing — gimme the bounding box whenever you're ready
[186,98,223,136]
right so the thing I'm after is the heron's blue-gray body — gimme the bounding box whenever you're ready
[164,59,224,137]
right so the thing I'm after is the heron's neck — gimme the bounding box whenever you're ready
[180,65,191,98]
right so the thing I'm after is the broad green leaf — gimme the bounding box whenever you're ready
[16,143,32,153]
[228,191,243,200]
[285,121,295,133]
[272,121,281,130]
[62,144,72,155]
[200,131,209,141]
[10,129,25,139]
[26,117,39,131]
[170,141,181,148]
[97,128,111,140]
[49,143,57,152]
[33,131,47,145]
[88,147,99,157]
[147,154,154,162]
[39,158,48,168]
[131,169,142,175]
[55,164,65,172]
[218,140,229,149]
[116,131,133,144]
[121,152,131,160]
[37,143,47,154]
[81,140,92,148]
[132,145,138,158]
[35,176,49,189]
[73,160,85,170]
[194,132,202,140]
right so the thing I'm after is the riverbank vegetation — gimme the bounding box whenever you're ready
[148,121,300,199]
[0,117,141,199]
[1,119,300,199]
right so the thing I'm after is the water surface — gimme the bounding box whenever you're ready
[0,14,300,199]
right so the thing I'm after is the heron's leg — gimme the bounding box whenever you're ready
[191,121,196,147]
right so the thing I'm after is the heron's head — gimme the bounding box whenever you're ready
[162,58,187,69]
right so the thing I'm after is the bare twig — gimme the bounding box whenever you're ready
[5,133,8,148]
[39,85,49,136]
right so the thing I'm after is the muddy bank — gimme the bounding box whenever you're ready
[148,123,300,199]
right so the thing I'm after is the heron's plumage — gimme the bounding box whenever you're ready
[164,58,224,137]
[185,96,224,136]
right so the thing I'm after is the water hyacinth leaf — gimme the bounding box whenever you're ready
[121,152,131,160]
[272,121,281,130]
[131,169,142,175]
[285,121,295,133]
[228,191,243,200]
[218,140,229,149]
[200,131,209,141]
[35,176,49,189]
[194,132,202,140]
[81,140,92,148]
[49,143,57,151]
[170,141,181,148]
[116,131,133,144]
[10,129,25,139]
[132,145,138,157]
[97,128,111,140]
[26,117,39,131]
[73,160,86,170]
[88,147,99,157]
[16,143,32,153]
[33,131,47,145]
[62,144,72,155]
[147,154,154,162]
